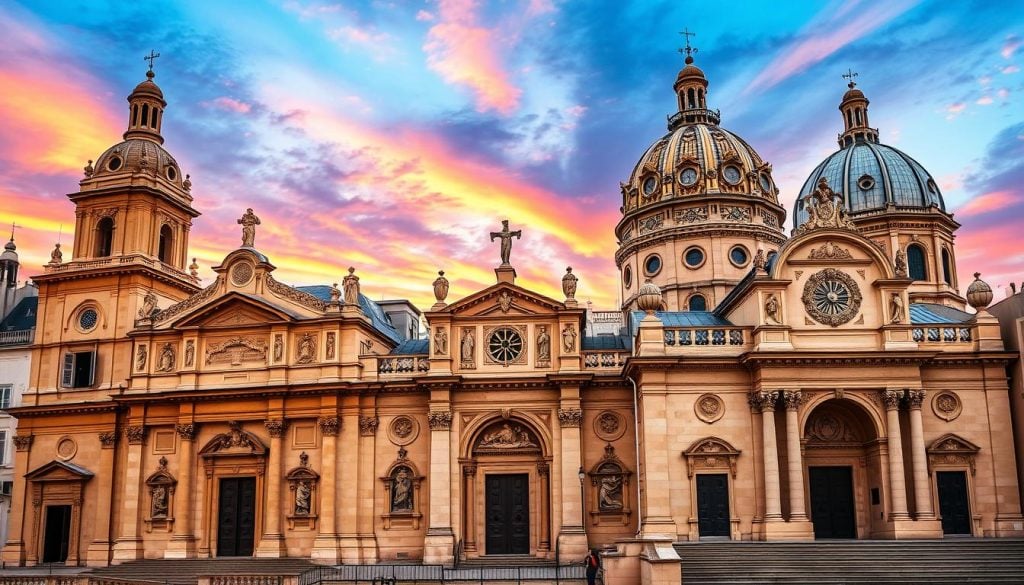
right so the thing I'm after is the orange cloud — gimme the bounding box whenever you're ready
[955,191,1017,217]
[423,0,522,114]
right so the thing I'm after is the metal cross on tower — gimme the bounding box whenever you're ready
[842,68,858,88]
[678,27,698,61]
[144,49,161,72]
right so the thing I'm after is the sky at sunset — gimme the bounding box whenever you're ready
[1,0,1022,309]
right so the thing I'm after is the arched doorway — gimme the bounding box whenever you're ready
[460,416,551,558]
[802,398,883,539]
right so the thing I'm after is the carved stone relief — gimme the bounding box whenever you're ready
[474,420,540,452]
[932,391,962,422]
[206,336,268,366]
[388,416,419,446]
[295,333,317,364]
[807,241,853,260]
[558,408,583,428]
[675,207,708,224]
[694,393,725,424]
[594,410,626,441]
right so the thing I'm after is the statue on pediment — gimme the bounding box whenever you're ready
[237,208,260,248]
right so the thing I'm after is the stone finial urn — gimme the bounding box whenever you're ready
[636,280,663,314]
[433,270,449,304]
[966,272,993,309]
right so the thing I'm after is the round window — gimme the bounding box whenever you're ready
[644,254,662,276]
[642,176,658,196]
[857,174,875,191]
[623,265,633,289]
[722,165,742,185]
[678,167,698,187]
[167,166,177,181]
[107,157,123,171]
[759,173,772,192]
[684,247,705,268]
[79,308,99,331]
[729,246,749,267]
[488,327,523,364]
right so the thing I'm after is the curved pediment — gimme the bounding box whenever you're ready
[199,421,267,457]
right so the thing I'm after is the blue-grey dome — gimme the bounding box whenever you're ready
[793,141,944,228]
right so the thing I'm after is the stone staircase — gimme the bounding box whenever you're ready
[674,539,1024,584]
[85,558,316,585]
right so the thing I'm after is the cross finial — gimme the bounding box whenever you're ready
[842,68,858,88]
[144,50,161,74]
[678,27,698,63]
[9,220,20,241]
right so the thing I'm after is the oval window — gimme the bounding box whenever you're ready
[722,165,742,185]
[684,247,705,268]
[167,166,177,181]
[623,265,633,289]
[679,167,698,186]
[642,176,658,196]
[759,173,772,192]
[729,246,749,267]
[858,174,875,191]
[644,254,662,276]
[107,157,123,171]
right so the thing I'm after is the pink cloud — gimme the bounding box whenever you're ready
[1003,65,1020,74]
[955,191,1015,217]
[416,10,434,21]
[976,95,993,105]
[423,0,522,114]
[743,0,918,95]
[945,102,966,119]
[209,97,252,113]
[1001,35,1021,59]
[328,25,391,45]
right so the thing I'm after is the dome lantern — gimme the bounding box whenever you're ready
[123,50,167,145]
[837,69,879,147]
[669,29,720,129]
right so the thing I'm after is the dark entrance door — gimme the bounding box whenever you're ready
[937,471,971,534]
[217,477,256,556]
[485,473,529,554]
[809,466,856,538]
[42,505,71,563]
[696,473,730,537]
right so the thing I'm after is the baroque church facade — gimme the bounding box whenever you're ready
[3,51,1023,568]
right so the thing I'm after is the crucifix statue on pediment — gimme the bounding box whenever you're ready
[490,220,521,266]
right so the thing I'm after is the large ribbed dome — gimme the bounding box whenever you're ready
[794,141,944,228]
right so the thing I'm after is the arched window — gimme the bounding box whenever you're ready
[132,104,139,127]
[907,244,927,281]
[941,248,953,285]
[158,225,173,264]
[687,88,696,109]
[688,294,707,311]
[697,89,705,108]
[150,106,158,128]
[855,108,862,125]
[141,104,150,128]
[846,110,853,128]
[96,217,114,257]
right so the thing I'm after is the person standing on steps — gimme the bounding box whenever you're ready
[583,548,602,585]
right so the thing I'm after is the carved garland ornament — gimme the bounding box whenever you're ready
[801,268,862,326]
[152,276,221,322]
[266,275,328,312]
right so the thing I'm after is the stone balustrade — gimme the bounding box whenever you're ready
[663,327,748,348]
[44,254,198,284]
[377,355,429,374]
[912,326,972,345]
[582,350,628,369]
[0,329,33,346]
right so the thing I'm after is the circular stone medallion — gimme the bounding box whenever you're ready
[594,410,626,441]
[801,268,862,326]
[932,391,962,422]
[231,261,255,286]
[694,393,725,424]
[56,436,78,461]
[388,415,419,446]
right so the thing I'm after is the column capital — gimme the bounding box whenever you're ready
[175,423,198,440]
[749,391,778,413]
[12,434,33,451]
[881,389,902,410]
[318,416,340,436]
[463,463,478,476]
[782,390,803,411]
[359,416,379,436]
[99,431,118,448]
[557,408,583,428]
[125,425,146,445]
[427,410,452,431]
[905,389,926,409]
[264,419,287,438]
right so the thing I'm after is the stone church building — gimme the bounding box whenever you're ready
[3,51,1022,568]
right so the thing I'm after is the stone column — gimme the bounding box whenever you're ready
[463,463,477,553]
[2,435,32,566]
[86,432,118,564]
[538,462,551,551]
[338,406,361,562]
[557,406,587,557]
[311,416,340,562]
[883,390,910,520]
[906,390,935,519]
[112,425,146,561]
[357,415,379,562]
[165,424,198,558]
[755,392,783,521]
[782,391,808,521]
[423,409,455,565]
[256,419,286,557]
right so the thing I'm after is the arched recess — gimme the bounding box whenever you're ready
[459,414,551,558]
[197,422,267,557]
[907,244,928,281]
[95,217,115,257]
[587,443,633,526]
[158,224,173,264]
[800,397,884,539]
[285,451,320,530]
[380,451,425,530]
[682,437,741,540]
[144,456,177,533]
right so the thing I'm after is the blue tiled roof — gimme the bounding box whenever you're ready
[629,310,733,335]
[391,339,428,355]
[582,335,629,350]
[909,303,972,325]
[0,296,37,331]
[295,286,404,344]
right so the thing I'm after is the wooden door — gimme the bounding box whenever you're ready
[42,505,71,563]
[217,477,257,556]
[485,474,530,555]
[696,474,730,537]
[809,466,856,539]
[937,471,971,535]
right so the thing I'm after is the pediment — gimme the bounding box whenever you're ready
[199,421,268,457]
[442,283,564,317]
[25,460,95,482]
[927,433,981,455]
[172,293,295,328]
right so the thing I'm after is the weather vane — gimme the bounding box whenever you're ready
[678,27,698,62]
[842,68,858,88]
[144,49,161,73]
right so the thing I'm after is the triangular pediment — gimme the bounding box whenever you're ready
[172,293,295,328]
[442,282,564,317]
[25,460,95,482]
[927,433,981,455]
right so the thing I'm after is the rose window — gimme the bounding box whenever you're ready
[801,268,862,327]
[488,328,523,364]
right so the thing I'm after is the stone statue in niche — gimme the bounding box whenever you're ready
[479,423,537,449]
[894,249,908,278]
[391,467,413,512]
[296,333,316,364]
[764,294,782,325]
[460,329,475,366]
[151,485,169,518]
[434,327,448,355]
[536,326,551,362]
[136,344,148,371]
[326,332,336,359]
[156,343,175,372]
[294,481,311,515]
[890,292,905,324]
[184,340,195,367]
[237,208,260,247]
[561,323,577,353]
[598,475,623,510]
[273,335,283,362]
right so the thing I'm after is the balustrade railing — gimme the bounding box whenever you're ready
[377,355,429,374]
[663,327,747,347]
[44,254,198,283]
[583,351,628,369]
[0,329,33,346]
[912,326,972,344]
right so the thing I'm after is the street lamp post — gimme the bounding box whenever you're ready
[578,467,587,536]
